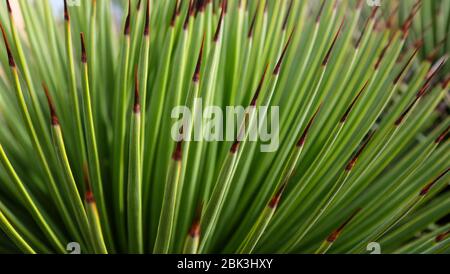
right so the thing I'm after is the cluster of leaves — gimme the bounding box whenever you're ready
[0,0,448,254]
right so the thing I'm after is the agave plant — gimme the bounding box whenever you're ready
[0,0,448,254]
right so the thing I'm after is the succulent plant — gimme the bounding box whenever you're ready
[0,0,448,254]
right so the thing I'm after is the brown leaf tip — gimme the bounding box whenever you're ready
[322,17,345,66]
[315,0,326,23]
[297,103,322,147]
[247,6,258,38]
[394,47,420,84]
[327,208,361,243]
[230,140,240,154]
[341,81,369,123]
[282,0,293,31]
[144,0,150,35]
[189,202,203,237]
[435,230,450,243]
[195,0,206,14]
[375,34,395,70]
[345,131,375,171]
[273,27,295,75]
[170,0,179,27]
[6,0,12,13]
[420,168,449,196]
[193,33,206,82]
[124,0,131,35]
[401,1,421,39]
[82,163,95,203]
[435,125,450,144]
[183,0,193,30]
[417,55,449,97]
[80,32,87,63]
[213,3,225,42]
[268,183,287,209]
[63,0,70,21]
[172,140,183,161]
[394,96,419,126]
[42,83,59,126]
[0,22,16,67]
[134,66,140,113]
[250,63,269,106]
[136,0,142,11]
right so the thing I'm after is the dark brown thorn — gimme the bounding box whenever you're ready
[230,139,240,154]
[6,0,11,13]
[193,33,206,83]
[213,3,225,42]
[63,0,70,21]
[372,16,381,32]
[315,0,326,23]
[355,8,376,49]
[134,66,140,113]
[183,0,193,30]
[136,0,142,11]
[176,0,182,16]
[393,46,420,84]
[144,0,150,35]
[0,22,16,67]
[282,0,293,31]
[417,55,448,97]
[296,103,323,147]
[222,0,228,14]
[247,4,258,38]
[370,6,379,20]
[42,82,59,126]
[250,63,269,106]
[172,139,183,161]
[401,1,421,39]
[420,168,449,196]
[190,0,196,16]
[189,202,203,237]
[327,209,361,243]
[170,0,179,27]
[425,55,448,81]
[436,230,450,243]
[268,183,287,209]
[195,0,206,14]
[124,0,131,35]
[345,131,375,171]
[374,33,395,70]
[395,96,420,126]
[83,163,95,204]
[273,27,295,75]
[340,81,369,123]
[435,125,450,144]
[322,17,345,66]
[80,32,87,63]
